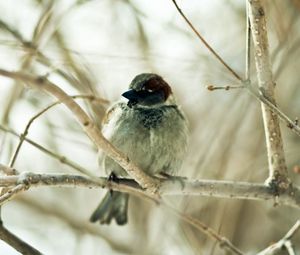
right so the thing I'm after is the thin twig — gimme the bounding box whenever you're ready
[165,204,244,255]
[0,223,42,255]
[53,31,107,123]
[204,3,300,138]
[244,82,300,136]
[245,4,251,81]
[206,85,244,91]
[17,196,135,254]
[9,102,58,167]
[171,0,242,81]
[0,19,25,42]
[0,184,26,205]
[1,2,54,125]
[206,81,300,137]
[0,165,18,176]
[257,220,300,255]
[9,94,108,167]
[284,220,300,240]
[0,124,94,177]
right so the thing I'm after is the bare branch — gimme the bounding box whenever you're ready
[9,102,58,167]
[206,81,300,137]
[0,169,299,208]
[206,85,244,91]
[245,3,251,81]
[165,205,244,255]
[160,178,300,208]
[0,184,26,205]
[257,220,300,255]
[1,2,54,125]
[0,124,93,177]
[0,166,299,255]
[248,0,291,191]
[0,223,42,255]
[0,165,18,176]
[170,0,242,81]
[244,82,300,137]
[0,170,299,254]
[9,94,108,167]
[4,171,247,254]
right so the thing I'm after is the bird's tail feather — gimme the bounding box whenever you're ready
[90,191,129,225]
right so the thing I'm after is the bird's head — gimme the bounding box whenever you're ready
[122,73,172,108]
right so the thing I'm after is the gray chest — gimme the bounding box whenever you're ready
[135,107,165,129]
[118,104,182,130]
[102,103,188,176]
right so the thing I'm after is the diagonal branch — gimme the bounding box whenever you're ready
[0,223,42,255]
[206,80,300,137]
[257,220,300,255]
[245,3,251,81]
[171,0,242,81]
[247,0,291,191]
[0,124,93,177]
[166,205,244,255]
[244,81,300,137]
[0,184,26,205]
[9,94,108,167]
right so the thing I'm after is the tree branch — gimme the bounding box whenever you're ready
[170,0,242,81]
[244,81,300,137]
[0,168,252,255]
[161,178,300,208]
[206,80,300,137]
[0,169,299,254]
[0,169,299,208]
[0,222,42,255]
[9,94,108,168]
[257,220,300,255]
[165,205,244,255]
[0,184,26,205]
[0,124,93,177]
[245,3,251,81]
[247,0,291,191]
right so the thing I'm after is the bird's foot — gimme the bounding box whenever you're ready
[108,171,119,183]
[108,172,119,195]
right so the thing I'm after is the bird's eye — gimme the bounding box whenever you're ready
[147,89,154,93]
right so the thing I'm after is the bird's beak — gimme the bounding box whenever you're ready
[122,89,139,108]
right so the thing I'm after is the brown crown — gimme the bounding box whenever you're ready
[143,76,172,100]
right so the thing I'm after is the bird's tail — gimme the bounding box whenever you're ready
[90,191,129,225]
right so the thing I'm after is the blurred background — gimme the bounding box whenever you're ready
[0,0,299,254]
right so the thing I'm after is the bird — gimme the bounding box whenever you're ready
[90,73,188,225]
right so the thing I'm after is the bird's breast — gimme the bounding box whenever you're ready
[135,107,164,129]
[102,103,187,176]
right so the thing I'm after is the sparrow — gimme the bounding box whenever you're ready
[90,73,188,225]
